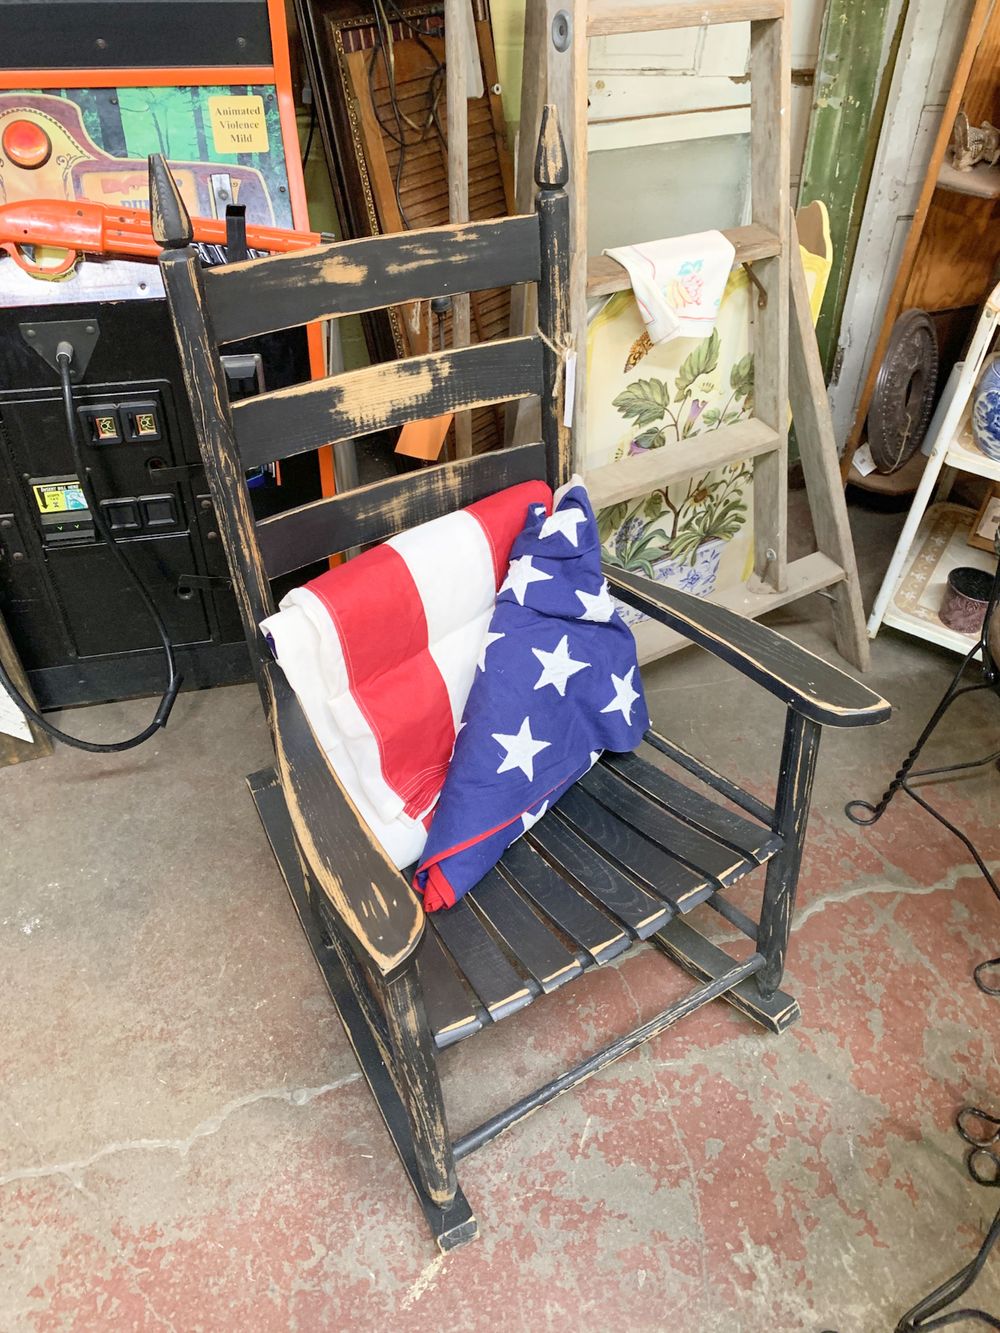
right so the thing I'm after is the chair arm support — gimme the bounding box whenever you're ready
[604,564,891,729]
[262,660,425,977]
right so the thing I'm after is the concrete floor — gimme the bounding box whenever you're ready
[2,497,998,1332]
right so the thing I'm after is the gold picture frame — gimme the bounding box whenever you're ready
[968,484,1000,552]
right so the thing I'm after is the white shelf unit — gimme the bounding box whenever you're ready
[868,279,1000,654]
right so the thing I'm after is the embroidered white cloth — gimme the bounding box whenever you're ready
[603,230,736,344]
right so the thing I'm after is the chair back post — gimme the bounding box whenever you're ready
[533,105,573,487]
[150,156,276,698]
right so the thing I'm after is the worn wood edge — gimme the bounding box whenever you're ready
[651,916,800,1033]
[202,215,541,340]
[246,769,478,1250]
[264,662,425,977]
[256,440,547,574]
[587,225,781,297]
[586,0,784,35]
[232,335,543,467]
[606,558,892,725]
[0,611,53,764]
[586,418,780,509]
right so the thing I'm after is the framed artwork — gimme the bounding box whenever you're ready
[968,484,1000,552]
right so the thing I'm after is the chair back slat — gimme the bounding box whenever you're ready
[233,336,544,470]
[257,441,548,577]
[203,216,542,344]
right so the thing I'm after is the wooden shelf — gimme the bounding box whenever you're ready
[882,502,995,654]
[944,399,1000,482]
[587,418,780,509]
[937,158,1000,200]
[587,224,782,300]
[847,448,928,495]
[587,0,784,37]
[630,553,846,664]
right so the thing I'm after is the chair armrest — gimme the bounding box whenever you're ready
[604,564,891,729]
[261,660,424,976]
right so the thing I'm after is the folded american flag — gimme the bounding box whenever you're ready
[414,477,650,911]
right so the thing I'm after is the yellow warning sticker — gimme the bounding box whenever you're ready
[32,481,87,513]
[208,95,269,154]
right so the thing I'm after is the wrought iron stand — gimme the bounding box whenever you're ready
[846,535,1000,996]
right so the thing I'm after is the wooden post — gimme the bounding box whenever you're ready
[755,709,821,999]
[749,13,790,593]
[446,0,473,459]
[382,964,458,1209]
[787,216,870,671]
[0,612,53,767]
[507,0,579,450]
[534,105,573,486]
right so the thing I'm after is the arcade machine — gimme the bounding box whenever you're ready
[0,0,330,715]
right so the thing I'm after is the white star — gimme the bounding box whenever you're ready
[477,629,505,672]
[576,581,616,622]
[601,666,641,726]
[500,554,553,606]
[492,716,550,782]
[589,750,602,768]
[531,634,590,696]
[539,506,588,547]
[521,800,548,833]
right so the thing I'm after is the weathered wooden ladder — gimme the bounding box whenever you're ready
[512,0,871,670]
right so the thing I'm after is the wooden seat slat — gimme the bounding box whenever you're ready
[430,899,537,1022]
[467,869,584,994]
[601,750,781,864]
[528,813,673,938]
[232,337,544,470]
[417,927,486,1050]
[498,840,630,966]
[580,763,754,889]
[553,785,715,913]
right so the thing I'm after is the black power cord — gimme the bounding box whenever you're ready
[0,341,181,751]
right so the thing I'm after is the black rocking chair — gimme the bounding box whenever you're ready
[151,107,891,1250]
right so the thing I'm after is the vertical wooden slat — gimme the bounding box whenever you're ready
[534,104,573,487]
[158,248,276,692]
[446,0,474,458]
[749,12,790,592]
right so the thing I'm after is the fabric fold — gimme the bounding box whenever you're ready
[604,230,736,345]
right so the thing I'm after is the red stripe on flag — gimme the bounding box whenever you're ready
[307,545,455,817]
[467,480,552,588]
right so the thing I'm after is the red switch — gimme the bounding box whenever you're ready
[2,119,52,170]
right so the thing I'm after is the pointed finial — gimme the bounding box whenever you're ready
[534,105,568,191]
[148,154,194,249]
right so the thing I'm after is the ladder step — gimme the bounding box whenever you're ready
[627,554,847,664]
[587,0,784,37]
[586,418,780,510]
[587,225,782,300]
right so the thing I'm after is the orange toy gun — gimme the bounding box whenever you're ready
[0,198,332,280]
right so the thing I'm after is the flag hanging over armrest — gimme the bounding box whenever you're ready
[414,477,650,911]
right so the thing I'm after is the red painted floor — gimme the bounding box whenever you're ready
[3,503,998,1330]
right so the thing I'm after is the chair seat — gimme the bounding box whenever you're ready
[418,747,783,1048]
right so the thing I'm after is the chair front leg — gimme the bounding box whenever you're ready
[381,962,458,1210]
[756,709,822,1000]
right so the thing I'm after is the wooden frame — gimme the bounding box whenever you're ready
[152,107,890,1249]
[969,484,1000,552]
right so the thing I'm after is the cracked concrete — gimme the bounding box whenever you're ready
[2,495,999,1331]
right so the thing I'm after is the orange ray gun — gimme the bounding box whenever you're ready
[0,198,330,280]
